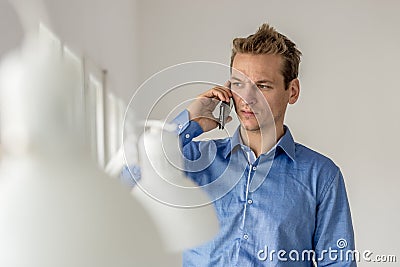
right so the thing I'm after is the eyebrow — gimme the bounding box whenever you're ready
[230,76,244,81]
[255,80,274,84]
[230,76,274,84]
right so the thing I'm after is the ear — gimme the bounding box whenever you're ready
[288,78,300,105]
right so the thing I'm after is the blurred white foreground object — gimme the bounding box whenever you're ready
[0,32,179,266]
[105,118,138,179]
[131,120,219,252]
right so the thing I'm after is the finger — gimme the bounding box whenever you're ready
[213,87,231,102]
[219,81,232,96]
[221,81,233,98]
[223,80,231,89]
[216,86,234,102]
[202,88,229,102]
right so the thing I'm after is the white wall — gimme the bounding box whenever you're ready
[135,0,400,265]
[0,0,24,152]
[0,0,138,111]
[0,1,24,58]
[43,0,138,101]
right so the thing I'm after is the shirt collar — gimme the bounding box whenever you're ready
[222,125,296,162]
[277,125,296,161]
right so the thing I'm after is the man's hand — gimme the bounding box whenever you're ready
[187,81,233,132]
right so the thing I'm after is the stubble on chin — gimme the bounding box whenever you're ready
[240,119,261,133]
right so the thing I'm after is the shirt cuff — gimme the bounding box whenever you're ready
[119,165,141,187]
[172,109,204,146]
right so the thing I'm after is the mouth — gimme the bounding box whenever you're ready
[241,110,256,117]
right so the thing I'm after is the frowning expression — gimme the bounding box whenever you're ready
[230,53,299,133]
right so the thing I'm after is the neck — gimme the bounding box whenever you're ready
[240,123,285,157]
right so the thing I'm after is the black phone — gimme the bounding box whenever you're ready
[218,100,232,130]
[218,81,233,130]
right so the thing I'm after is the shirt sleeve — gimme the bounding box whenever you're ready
[313,169,357,266]
[172,109,204,147]
[119,164,141,187]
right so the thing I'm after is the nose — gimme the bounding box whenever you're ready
[237,83,258,106]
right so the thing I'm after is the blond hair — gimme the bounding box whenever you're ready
[231,23,302,89]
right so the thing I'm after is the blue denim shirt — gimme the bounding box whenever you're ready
[174,110,356,267]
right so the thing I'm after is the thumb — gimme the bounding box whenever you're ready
[226,116,233,124]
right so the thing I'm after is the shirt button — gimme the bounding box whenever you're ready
[252,166,257,171]
[247,199,253,205]
[178,124,183,129]
[185,133,190,139]
[243,234,249,240]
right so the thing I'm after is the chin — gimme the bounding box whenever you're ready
[239,117,259,130]
[241,123,261,132]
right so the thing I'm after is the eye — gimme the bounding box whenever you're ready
[257,84,273,90]
[231,82,243,88]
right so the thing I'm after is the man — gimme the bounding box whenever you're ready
[173,23,356,266]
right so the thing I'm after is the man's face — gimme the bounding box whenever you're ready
[230,53,298,133]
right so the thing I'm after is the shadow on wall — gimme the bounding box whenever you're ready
[0,0,24,59]
[0,0,24,153]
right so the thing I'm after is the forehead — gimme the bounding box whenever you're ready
[232,53,284,83]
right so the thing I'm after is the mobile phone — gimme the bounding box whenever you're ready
[218,100,232,130]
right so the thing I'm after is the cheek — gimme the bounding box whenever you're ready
[231,94,242,109]
[259,92,273,110]
[267,95,289,116]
